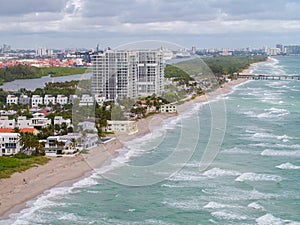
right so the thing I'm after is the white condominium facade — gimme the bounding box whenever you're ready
[92,50,164,100]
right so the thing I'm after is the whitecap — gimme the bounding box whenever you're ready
[203,202,241,209]
[211,211,248,220]
[222,147,250,154]
[235,172,282,182]
[261,149,300,157]
[276,162,300,170]
[256,213,300,225]
[247,202,264,210]
[252,133,293,141]
[203,167,241,178]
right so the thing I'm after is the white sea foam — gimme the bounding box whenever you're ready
[247,202,265,210]
[250,143,300,149]
[222,147,250,154]
[252,132,293,141]
[162,200,202,210]
[201,188,279,201]
[256,108,289,119]
[4,186,76,225]
[261,149,300,157]
[276,162,300,169]
[203,167,241,178]
[235,172,282,182]
[58,213,80,221]
[211,211,248,220]
[256,213,300,225]
[203,202,241,209]
[167,170,206,181]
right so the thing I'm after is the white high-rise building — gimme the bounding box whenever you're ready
[91,50,164,100]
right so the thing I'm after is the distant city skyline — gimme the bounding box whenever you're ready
[1,0,300,49]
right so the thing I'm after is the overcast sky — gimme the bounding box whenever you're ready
[1,0,300,50]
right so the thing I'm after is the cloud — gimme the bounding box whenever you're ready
[0,0,68,15]
[0,0,300,48]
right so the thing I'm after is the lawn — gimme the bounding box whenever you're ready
[0,153,50,179]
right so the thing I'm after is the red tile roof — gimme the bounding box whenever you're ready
[0,128,39,133]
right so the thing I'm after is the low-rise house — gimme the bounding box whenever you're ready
[19,94,31,105]
[54,116,71,127]
[0,133,20,156]
[0,116,15,128]
[44,95,56,105]
[82,133,98,149]
[56,95,68,105]
[160,104,177,113]
[105,120,138,134]
[78,121,97,132]
[6,95,18,105]
[61,133,98,150]
[69,95,78,104]
[31,95,43,108]
[0,110,17,116]
[17,116,31,128]
[94,95,106,105]
[79,94,94,106]
[30,113,51,130]
[44,136,79,157]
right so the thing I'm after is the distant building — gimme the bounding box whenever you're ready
[79,94,93,106]
[44,95,56,105]
[36,47,47,57]
[91,50,164,100]
[285,45,300,55]
[31,95,43,108]
[69,95,78,104]
[94,95,106,105]
[19,94,31,105]
[56,95,68,105]
[6,95,18,105]
[0,133,20,156]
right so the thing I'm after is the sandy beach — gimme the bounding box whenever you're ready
[0,64,262,218]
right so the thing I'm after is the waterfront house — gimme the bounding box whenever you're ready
[0,133,20,156]
[44,136,79,157]
[160,104,177,113]
[105,120,138,134]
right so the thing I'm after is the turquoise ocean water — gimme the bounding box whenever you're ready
[2,56,300,225]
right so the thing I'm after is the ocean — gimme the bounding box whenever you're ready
[2,56,300,225]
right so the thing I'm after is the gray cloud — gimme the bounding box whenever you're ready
[0,0,300,48]
[0,0,68,15]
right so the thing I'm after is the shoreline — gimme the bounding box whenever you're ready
[0,61,264,219]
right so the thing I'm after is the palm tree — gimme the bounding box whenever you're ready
[20,133,40,155]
